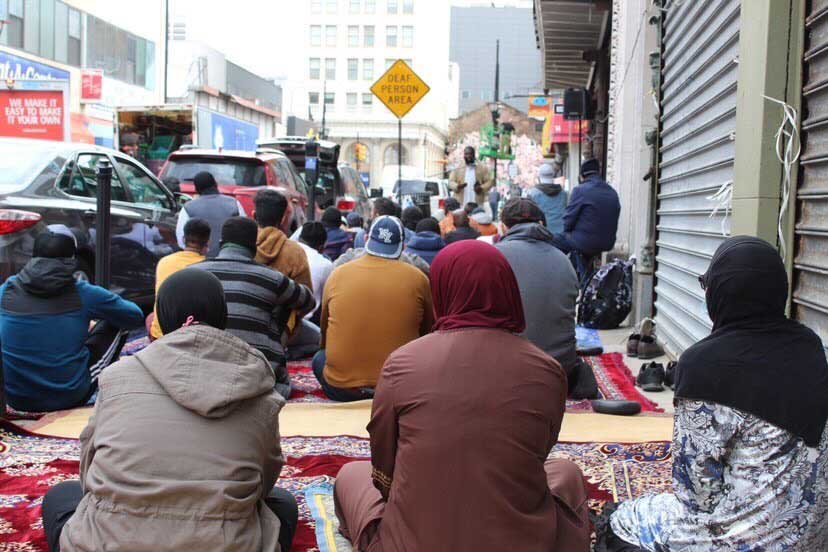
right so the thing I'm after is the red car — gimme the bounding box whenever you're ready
[158,148,311,232]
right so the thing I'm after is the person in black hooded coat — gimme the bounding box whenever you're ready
[605,236,828,551]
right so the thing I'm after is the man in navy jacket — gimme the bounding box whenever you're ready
[552,159,620,279]
[0,229,144,412]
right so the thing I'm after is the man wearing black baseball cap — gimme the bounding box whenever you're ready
[497,198,598,399]
[554,159,621,280]
[0,228,145,412]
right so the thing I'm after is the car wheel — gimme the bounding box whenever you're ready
[73,258,94,284]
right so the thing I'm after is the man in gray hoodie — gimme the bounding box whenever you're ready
[496,198,597,398]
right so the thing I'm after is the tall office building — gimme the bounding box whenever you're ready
[290,0,455,188]
[450,5,542,115]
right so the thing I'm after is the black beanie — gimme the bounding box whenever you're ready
[321,207,343,228]
[220,216,258,253]
[33,232,76,258]
[581,158,600,177]
[194,171,218,194]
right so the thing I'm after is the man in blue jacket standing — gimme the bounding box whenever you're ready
[553,158,621,281]
[0,229,144,412]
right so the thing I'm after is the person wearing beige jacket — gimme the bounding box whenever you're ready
[41,268,296,552]
[448,146,494,207]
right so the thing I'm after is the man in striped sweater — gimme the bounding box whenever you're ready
[196,217,315,399]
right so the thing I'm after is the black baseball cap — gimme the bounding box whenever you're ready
[501,198,545,227]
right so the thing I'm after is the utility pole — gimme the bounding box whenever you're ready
[491,39,501,192]
[321,80,328,140]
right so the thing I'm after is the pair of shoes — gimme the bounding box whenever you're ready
[636,362,665,392]
[626,318,664,359]
[664,361,677,389]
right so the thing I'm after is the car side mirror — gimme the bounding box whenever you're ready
[174,192,193,208]
[369,188,383,199]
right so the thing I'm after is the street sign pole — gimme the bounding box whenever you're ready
[95,158,112,289]
[370,60,431,208]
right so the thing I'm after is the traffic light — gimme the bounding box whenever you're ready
[354,142,367,162]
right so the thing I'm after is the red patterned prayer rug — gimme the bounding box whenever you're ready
[289,353,665,414]
[0,422,671,551]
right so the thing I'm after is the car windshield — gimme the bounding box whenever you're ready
[0,142,66,194]
[163,157,266,187]
[393,180,437,196]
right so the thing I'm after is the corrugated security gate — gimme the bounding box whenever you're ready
[653,0,740,356]
[794,1,828,348]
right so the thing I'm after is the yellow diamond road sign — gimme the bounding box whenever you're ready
[370,60,430,119]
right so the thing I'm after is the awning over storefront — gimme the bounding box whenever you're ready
[533,0,609,89]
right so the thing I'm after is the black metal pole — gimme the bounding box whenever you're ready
[95,158,113,289]
[398,118,402,207]
[321,80,327,140]
[492,39,500,194]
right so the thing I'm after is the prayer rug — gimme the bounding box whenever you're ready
[0,422,671,551]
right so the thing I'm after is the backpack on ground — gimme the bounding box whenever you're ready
[577,258,633,329]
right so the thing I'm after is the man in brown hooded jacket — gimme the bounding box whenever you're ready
[254,188,312,291]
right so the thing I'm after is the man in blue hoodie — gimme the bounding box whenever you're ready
[406,217,445,265]
[0,230,144,412]
[553,158,621,280]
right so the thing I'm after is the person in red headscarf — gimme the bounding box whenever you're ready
[333,240,591,551]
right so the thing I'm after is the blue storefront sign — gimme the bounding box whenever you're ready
[0,51,71,81]
[206,110,259,151]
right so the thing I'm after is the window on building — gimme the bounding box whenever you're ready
[86,15,156,89]
[386,26,397,47]
[325,25,337,47]
[385,58,394,70]
[6,0,24,49]
[310,25,322,47]
[461,90,471,99]
[364,25,374,47]
[387,0,398,14]
[384,144,408,165]
[325,58,336,80]
[39,0,56,60]
[362,93,373,106]
[311,0,322,13]
[309,92,320,104]
[365,0,376,13]
[348,58,358,80]
[348,25,359,47]
[324,92,335,105]
[403,0,413,13]
[67,6,81,66]
[405,58,412,66]
[402,25,413,47]
[309,58,321,79]
[347,92,358,107]
[326,0,337,14]
[349,0,360,13]
[363,59,374,80]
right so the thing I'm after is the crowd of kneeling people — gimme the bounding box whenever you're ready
[0,162,826,550]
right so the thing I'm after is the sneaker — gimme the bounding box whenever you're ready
[626,333,641,357]
[664,361,677,389]
[636,362,665,392]
[637,335,664,360]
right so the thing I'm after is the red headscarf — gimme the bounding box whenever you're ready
[430,240,525,333]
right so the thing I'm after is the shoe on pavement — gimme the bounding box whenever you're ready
[664,361,677,389]
[626,333,641,357]
[637,335,664,360]
[636,362,665,392]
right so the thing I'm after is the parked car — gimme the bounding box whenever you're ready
[158,148,310,233]
[392,178,451,219]
[257,136,373,222]
[0,138,181,309]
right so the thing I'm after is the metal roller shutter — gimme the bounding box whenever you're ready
[654,0,740,356]
[795,0,828,348]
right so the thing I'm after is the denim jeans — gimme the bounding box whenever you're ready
[550,233,598,287]
[311,350,375,402]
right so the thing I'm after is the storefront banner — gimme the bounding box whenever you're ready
[81,69,104,101]
[0,51,70,81]
[528,95,551,118]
